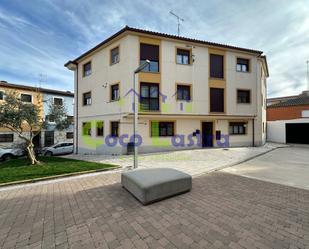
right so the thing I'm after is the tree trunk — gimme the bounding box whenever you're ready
[26,142,40,165]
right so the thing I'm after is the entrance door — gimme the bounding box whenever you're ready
[44,131,54,147]
[32,132,41,148]
[202,122,213,147]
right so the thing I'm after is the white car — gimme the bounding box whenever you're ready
[0,148,25,161]
[42,142,74,156]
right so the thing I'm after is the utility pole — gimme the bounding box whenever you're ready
[306,60,309,91]
[169,11,184,36]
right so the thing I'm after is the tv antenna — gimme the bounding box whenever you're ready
[169,11,184,36]
[306,60,309,91]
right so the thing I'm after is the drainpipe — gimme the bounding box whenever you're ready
[252,118,255,147]
[75,65,79,154]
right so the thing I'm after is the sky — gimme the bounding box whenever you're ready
[0,0,308,98]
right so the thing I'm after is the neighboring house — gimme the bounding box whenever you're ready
[267,91,309,121]
[267,91,309,144]
[0,81,74,148]
[267,94,298,106]
[65,26,269,155]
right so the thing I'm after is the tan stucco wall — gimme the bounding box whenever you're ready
[75,33,266,154]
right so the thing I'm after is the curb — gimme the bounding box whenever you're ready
[0,166,121,188]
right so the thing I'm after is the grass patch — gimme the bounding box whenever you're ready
[0,156,117,184]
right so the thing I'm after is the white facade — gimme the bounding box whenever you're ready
[67,28,268,155]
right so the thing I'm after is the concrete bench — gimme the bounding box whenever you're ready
[121,168,192,205]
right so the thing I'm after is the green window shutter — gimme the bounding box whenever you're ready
[151,121,159,137]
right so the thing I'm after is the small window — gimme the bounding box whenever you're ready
[111,84,119,101]
[20,93,32,103]
[229,122,246,135]
[210,54,224,78]
[237,90,251,103]
[0,91,4,100]
[96,121,104,137]
[46,115,55,122]
[82,122,91,136]
[110,121,119,137]
[67,116,74,123]
[83,62,91,77]
[53,97,63,106]
[176,49,190,65]
[83,92,92,106]
[0,134,14,142]
[151,121,174,137]
[177,85,191,101]
[110,47,119,65]
[66,132,74,139]
[237,58,249,72]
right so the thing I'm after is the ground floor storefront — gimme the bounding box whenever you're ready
[76,114,266,155]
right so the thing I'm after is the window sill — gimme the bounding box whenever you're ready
[209,111,225,114]
[236,70,250,73]
[176,63,191,66]
[140,71,160,74]
[237,102,251,105]
[110,61,120,66]
[209,77,225,81]
[229,133,247,136]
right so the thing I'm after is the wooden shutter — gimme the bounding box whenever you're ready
[140,44,159,61]
[210,88,224,112]
[210,54,224,78]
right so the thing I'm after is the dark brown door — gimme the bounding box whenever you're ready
[202,122,213,147]
[44,131,54,147]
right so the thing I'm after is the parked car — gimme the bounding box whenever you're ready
[0,148,25,161]
[42,142,73,156]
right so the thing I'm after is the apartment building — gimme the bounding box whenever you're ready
[0,81,74,148]
[65,26,268,155]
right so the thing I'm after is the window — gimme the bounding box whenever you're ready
[210,54,224,78]
[0,134,13,142]
[0,91,3,100]
[53,97,63,106]
[176,48,190,65]
[96,121,104,137]
[110,121,119,137]
[151,121,174,137]
[82,122,91,136]
[237,90,251,103]
[83,92,91,106]
[177,85,191,101]
[237,58,249,72]
[20,93,32,103]
[83,62,91,77]
[110,47,119,65]
[45,115,55,122]
[140,43,159,72]
[140,83,159,111]
[67,116,74,123]
[210,88,224,112]
[66,132,74,139]
[229,122,246,135]
[111,84,119,101]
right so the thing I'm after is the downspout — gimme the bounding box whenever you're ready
[252,118,255,147]
[76,65,79,154]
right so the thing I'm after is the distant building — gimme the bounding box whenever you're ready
[267,91,309,121]
[267,91,309,144]
[0,81,74,148]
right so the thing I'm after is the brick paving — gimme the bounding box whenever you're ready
[0,172,309,249]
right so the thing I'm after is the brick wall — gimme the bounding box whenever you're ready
[267,105,309,121]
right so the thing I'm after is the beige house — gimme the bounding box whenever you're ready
[65,26,269,155]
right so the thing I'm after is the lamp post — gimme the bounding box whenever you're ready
[133,60,150,169]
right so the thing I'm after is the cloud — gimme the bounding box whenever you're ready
[0,0,308,97]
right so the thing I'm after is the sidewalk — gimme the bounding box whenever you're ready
[63,143,285,176]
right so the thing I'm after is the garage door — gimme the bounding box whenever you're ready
[286,123,309,144]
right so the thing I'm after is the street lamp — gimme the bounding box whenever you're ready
[133,60,150,169]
